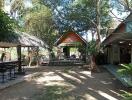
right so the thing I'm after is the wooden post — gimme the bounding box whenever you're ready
[131,46,132,63]
[17,45,24,74]
[36,46,39,66]
[28,47,30,55]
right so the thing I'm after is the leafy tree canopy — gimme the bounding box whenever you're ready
[42,0,112,35]
[0,10,17,41]
[13,0,58,57]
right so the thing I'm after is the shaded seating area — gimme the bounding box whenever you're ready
[0,32,46,83]
[0,42,23,83]
[0,61,18,83]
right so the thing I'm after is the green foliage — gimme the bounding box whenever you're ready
[86,40,97,55]
[68,0,112,31]
[118,64,132,76]
[0,10,17,41]
[12,0,58,51]
[40,0,112,61]
[10,0,112,56]
[24,6,57,49]
[42,0,112,35]
[121,91,132,100]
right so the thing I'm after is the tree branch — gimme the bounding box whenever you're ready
[110,10,124,22]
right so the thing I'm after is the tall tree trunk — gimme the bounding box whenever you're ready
[96,0,101,50]
[48,48,55,60]
[0,0,4,9]
[91,30,95,41]
[91,0,101,72]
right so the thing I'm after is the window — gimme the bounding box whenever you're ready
[126,21,132,32]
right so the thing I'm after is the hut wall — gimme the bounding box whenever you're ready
[107,45,120,64]
[112,45,120,64]
[108,47,113,64]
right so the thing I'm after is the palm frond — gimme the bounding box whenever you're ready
[118,64,132,76]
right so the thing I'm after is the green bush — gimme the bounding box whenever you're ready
[122,91,132,100]
[118,64,132,77]
[0,10,18,41]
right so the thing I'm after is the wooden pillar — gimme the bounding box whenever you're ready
[131,46,132,63]
[27,47,30,55]
[17,45,24,74]
[36,46,39,66]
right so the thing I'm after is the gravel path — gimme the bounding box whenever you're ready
[0,66,125,100]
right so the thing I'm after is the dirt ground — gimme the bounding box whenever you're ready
[0,66,127,100]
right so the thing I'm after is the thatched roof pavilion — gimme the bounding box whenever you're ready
[0,32,46,74]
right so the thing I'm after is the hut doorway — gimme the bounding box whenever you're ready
[120,46,131,64]
[62,47,81,59]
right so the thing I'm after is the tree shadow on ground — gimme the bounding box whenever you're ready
[54,67,125,100]
[0,66,127,100]
[31,68,123,100]
[33,85,86,100]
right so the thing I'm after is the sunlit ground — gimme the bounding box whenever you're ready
[0,66,125,100]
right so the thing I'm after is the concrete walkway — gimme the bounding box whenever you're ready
[0,66,126,100]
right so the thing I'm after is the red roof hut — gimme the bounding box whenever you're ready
[55,31,87,59]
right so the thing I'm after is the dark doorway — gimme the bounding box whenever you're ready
[63,47,70,58]
[120,46,131,64]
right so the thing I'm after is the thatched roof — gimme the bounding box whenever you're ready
[18,32,47,47]
[0,32,47,48]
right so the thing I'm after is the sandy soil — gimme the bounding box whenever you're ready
[0,66,126,100]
